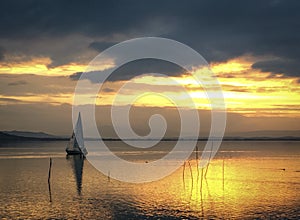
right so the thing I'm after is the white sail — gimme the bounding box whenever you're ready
[74,112,88,155]
[66,112,88,156]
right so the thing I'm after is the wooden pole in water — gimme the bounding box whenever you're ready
[48,158,52,202]
[204,141,213,179]
[196,145,199,183]
[188,161,194,188]
[200,168,204,192]
[182,161,186,188]
[48,158,52,182]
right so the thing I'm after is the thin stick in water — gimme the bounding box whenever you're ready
[200,167,204,192]
[204,141,213,178]
[48,158,52,202]
[188,161,194,188]
[195,145,199,183]
[182,161,186,189]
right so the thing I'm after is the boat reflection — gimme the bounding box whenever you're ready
[66,154,85,195]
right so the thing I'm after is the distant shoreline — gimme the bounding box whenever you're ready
[2,137,300,142]
[1,131,300,142]
[88,137,300,141]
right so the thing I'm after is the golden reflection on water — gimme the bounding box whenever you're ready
[119,158,300,219]
[0,141,300,219]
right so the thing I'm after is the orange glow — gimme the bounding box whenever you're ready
[124,158,299,217]
[0,56,114,76]
[211,58,252,74]
[1,56,299,117]
[210,58,300,116]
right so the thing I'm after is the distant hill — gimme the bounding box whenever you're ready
[0,131,67,141]
[3,130,60,138]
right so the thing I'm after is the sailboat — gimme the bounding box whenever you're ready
[66,112,88,156]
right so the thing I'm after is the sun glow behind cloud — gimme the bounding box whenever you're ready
[0,56,115,76]
[92,57,300,117]
[0,56,299,117]
[211,57,300,116]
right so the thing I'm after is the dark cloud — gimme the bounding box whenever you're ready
[70,58,185,83]
[107,59,185,81]
[102,88,114,93]
[69,72,83,81]
[0,46,5,61]
[8,80,27,86]
[252,59,299,77]
[0,0,163,38]
[0,0,300,76]
[89,42,116,52]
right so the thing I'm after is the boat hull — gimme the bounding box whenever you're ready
[66,149,83,155]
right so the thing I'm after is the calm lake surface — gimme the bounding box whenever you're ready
[0,141,299,219]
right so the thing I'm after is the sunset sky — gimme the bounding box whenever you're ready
[0,0,299,136]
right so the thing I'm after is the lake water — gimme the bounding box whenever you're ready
[0,141,299,219]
